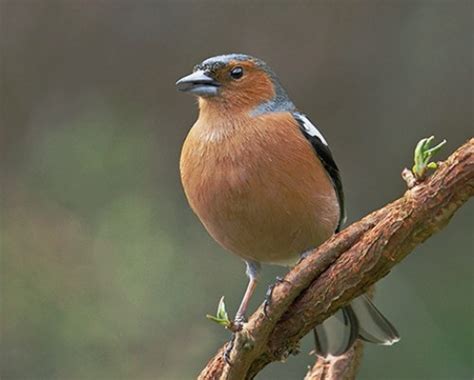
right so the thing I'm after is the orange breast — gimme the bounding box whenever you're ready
[180,112,339,266]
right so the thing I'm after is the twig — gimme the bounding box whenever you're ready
[198,139,473,380]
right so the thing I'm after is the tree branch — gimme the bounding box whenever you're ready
[198,139,474,380]
[304,341,364,380]
[304,287,375,380]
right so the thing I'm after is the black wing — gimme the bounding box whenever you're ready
[293,112,345,232]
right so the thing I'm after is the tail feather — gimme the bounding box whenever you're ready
[313,305,359,357]
[350,294,400,345]
[313,293,399,357]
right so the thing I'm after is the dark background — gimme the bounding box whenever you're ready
[1,1,472,379]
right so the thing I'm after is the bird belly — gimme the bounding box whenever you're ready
[180,114,340,266]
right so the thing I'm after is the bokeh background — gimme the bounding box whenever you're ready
[1,1,472,379]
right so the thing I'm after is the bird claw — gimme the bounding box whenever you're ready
[227,316,245,333]
[234,314,247,324]
[223,333,236,365]
[263,276,289,317]
[297,250,312,265]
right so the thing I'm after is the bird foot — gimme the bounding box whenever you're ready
[263,276,290,317]
[223,333,236,365]
[296,249,313,265]
[227,315,245,333]
[223,315,247,364]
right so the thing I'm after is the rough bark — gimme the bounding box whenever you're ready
[304,341,364,380]
[198,139,474,380]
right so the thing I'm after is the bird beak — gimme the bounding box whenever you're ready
[176,70,220,97]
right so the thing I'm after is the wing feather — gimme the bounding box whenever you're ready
[293,113,345,231]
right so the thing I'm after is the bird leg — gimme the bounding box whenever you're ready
[234,278,258,324]
[264,249,309,315]
[222,261,260,362]
[234,260,261,324]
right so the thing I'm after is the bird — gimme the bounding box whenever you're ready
[176,53,399,357]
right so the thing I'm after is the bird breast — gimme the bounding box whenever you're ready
[180,112,339,266]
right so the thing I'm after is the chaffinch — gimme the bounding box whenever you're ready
[176,54,399,356]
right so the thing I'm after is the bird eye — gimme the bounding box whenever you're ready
[230,66,244,79]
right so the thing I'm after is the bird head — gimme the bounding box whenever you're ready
[176,54,294,114]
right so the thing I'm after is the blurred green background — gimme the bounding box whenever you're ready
[1,1,472,379]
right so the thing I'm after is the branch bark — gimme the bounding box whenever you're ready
[198,139,474,380]
[304,341,364,380]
